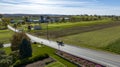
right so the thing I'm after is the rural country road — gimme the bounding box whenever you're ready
[7,25,120,67]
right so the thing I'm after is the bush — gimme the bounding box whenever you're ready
[13,54,49,67]
[0,50,13,67]
[0,55,13,67]
[9,51,19,63]
[0,50,6,55]
[0,42,3,48]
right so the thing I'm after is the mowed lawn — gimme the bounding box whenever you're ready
[2,44,76,67]
[59,25,120,53]
[0,30,14,43]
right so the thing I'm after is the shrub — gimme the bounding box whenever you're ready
[0,50,13,67]
[0,55,13,67]
[13,54,49,67]
[0,50,6,55]
[0,42,3,48]
[9,51,19,63]
[19,38,32,59]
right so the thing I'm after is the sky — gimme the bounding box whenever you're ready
[0,0,120,15]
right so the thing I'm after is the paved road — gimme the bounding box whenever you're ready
[3,43,11,47]
[7,25,120,67]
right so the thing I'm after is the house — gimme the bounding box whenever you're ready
[34,25,42,30]
[33,20,40,23]
[10,19,15,23]
[0,18,2,22]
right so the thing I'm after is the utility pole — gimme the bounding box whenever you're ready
[46,16,50,40]
[46,22,49,40]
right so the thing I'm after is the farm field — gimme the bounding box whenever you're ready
[58,25,120,54]
[25,19,120,38]
[17,19,113,31]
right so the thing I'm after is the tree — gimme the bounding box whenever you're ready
[11,32,32,59]
[11,32,30,51]
[23,16,29,23]
[61,17,65,23]
[1,18,11,24]
[19,38,32,59]
[0,14,3,18]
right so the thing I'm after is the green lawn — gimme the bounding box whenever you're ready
[3,44,76,67]
[58,25,120,54]
[0,30,14,43]
[45,61,66,67]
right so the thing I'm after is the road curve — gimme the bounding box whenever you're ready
[7,25,120,67]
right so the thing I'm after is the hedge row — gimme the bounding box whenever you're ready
[13,53,49,67]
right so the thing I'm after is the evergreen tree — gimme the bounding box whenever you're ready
[19,38,32,59]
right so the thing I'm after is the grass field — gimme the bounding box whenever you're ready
[58,25,120,54]
[17,19,112,31]
[34,19,113,30]
[105,38,120,54]
[45,62,66,67]
[0,30,14,43]
[24,19,118,38]
[2,44,76,67]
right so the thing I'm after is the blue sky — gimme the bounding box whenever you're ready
[0,0,120,15]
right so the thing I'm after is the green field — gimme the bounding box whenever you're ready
[2,44,76,67]
[21,19,116,38]
[46,62,66,67]
[17,19,112,31]
[31,19,113,30]
[58,25,120,54]
[0,30,14,43]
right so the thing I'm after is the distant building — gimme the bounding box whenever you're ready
[33,20,40,23]
[34,25,42,30]
[0,18,2,22]
[10,19,15,23]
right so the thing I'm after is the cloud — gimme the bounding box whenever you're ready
[0,0,120,15]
